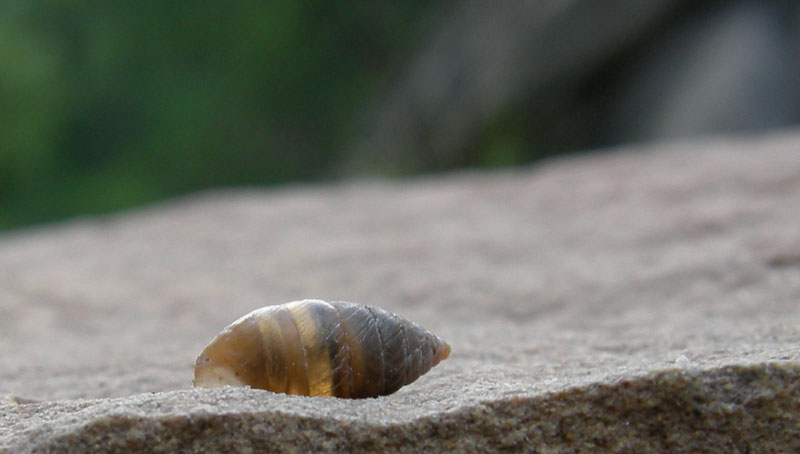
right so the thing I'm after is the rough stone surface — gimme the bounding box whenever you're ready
[2,131,800,453]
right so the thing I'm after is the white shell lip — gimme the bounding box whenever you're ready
[193,356,248,389]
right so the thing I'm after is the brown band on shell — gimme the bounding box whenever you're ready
[339,302,386,397]
[256,307,290,394]
[286,300,335,396]
[273,305,310,396]
[332,303,366,397]
[313,300,352,398]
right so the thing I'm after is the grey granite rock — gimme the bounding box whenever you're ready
[2,131,800,452]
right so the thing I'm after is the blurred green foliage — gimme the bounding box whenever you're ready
[0,1,438,230]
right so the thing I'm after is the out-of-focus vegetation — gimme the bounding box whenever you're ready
[3,1,798,231]
[0,2,442,230]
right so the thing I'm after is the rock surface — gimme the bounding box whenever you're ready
[2,132,800,453]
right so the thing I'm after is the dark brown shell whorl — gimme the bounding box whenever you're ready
[193,299,451,398]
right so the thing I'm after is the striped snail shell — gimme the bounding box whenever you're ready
[193,299,451,398]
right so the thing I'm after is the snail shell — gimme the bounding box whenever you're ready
[193,299,451,398]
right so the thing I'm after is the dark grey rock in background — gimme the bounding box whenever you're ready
[352,0,800,171]
[2,131,800,452]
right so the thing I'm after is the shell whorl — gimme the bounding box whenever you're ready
[193,299,451,398]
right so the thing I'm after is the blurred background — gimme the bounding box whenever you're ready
[1,0,799,231]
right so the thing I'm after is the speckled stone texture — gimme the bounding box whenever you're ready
[2,131,800,453]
